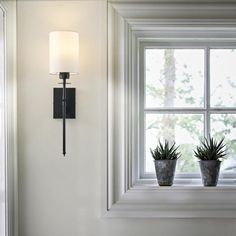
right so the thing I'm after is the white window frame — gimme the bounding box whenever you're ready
[105,1,236,218]
[140,42,236,184]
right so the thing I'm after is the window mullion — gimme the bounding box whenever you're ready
[205,46,211,138]
[139,44,146,180]
[144,108,205,113]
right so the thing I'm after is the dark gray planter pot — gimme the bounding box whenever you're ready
[154,159,177,186]
[199,160,221,187]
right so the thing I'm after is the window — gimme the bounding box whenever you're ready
[141,45,236,184]
[106,1,236,218]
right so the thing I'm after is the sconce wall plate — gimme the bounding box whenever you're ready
[53,88,76,119]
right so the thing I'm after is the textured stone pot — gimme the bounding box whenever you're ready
[199,160,221,187]
[154,159,177,186]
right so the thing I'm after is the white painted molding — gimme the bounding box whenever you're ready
[106,1,236,218]
[111,2,236,20]
[109,0,236,3]
[106,186,236,218]
[0,0,18,235]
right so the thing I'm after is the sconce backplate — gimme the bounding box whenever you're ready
[53,88,76,119]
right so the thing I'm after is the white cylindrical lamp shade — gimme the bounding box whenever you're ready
[49,31,79,74]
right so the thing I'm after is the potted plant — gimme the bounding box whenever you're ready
[150,140,180,186]
[194,137,227,187]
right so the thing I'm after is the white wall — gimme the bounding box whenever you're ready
[17,1,236,236]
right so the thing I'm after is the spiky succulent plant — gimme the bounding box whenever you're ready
[194,137,227,161]
[150,140,180,160]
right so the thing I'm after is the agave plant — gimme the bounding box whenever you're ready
[150,140,180,160]
[194,137,227,161]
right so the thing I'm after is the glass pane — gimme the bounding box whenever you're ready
[210,49,236,107]
[211,114,236,173]
[145,113,204,173]
[145,49,204,108]
[0,8,5,236]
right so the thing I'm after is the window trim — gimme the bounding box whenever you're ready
[105,1,236,218]
[139,43,236,180]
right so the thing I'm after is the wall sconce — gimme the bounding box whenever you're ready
[49,31,79,156]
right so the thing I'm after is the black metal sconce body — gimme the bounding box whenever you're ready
[53,88,76,119]
[53,72,76,156]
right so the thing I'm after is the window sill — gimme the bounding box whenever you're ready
[104,184,236,218]
[136,178,236,186]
